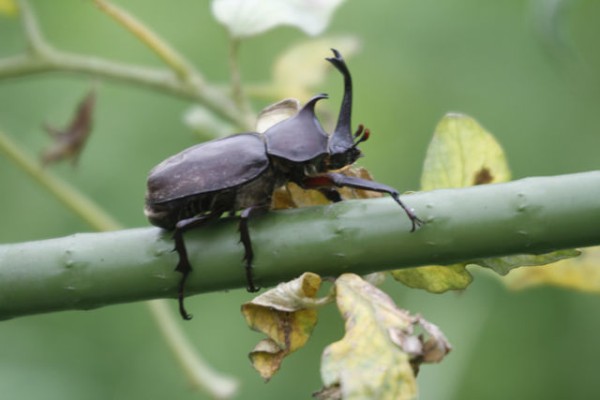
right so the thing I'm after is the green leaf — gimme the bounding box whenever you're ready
[211,0,347,38]
[420,112,511,191]
[391,264,473,293]
[318,274,451,400]
[503,246,600,292]
[396,112,583,290]
[392,113,511,292]
[473,249,581,276]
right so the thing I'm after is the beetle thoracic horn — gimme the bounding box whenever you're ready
[326,48,354,154]
[300,93,329,116]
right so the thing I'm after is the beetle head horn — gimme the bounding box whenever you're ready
[326,49,354,155]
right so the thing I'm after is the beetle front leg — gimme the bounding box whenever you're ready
[238,206,268,292]
[303,173,423,231]
[318,188,343,203]
[172,212,221,320]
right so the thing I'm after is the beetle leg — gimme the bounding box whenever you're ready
[303,173,423,232]
[238,206,268,293]
[173,212,221,320]
[318,188,342,203]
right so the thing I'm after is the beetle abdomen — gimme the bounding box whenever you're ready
[146,133,269,204]
[145,165,282,230]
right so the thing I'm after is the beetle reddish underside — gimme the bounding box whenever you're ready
[145,49,422,320]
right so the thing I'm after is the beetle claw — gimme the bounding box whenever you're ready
[247,284,261,293]
[174,256,193,320]
[178,299,193,320]
[410,216,425,232]
[242,258,260,293]
[245,265,260,293]
[404,207,425,232]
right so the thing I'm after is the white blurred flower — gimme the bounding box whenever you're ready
[211,0,347,38]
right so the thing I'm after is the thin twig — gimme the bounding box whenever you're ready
[147,300,239,399]
[0,129,120,231]
[17,0,51,56]
[228,36,254,127]
[93,0,197,83]
[0,127,240,398]
[2,1,250,130]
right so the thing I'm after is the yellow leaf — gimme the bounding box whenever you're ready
[248,339,287,381]
[272,181,330,209]
[272,167,383,210]
[503,246,600,292]
[248,36,361,100]
[420,112,511,190]
[404,112,583,293]
[255,98,300,133]
[243,272,326,380]
[391,264,473,293]
[392,113,510,292]
[0,0,18,16]
[319,274,451,399]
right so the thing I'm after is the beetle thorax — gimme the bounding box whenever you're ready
[269,154,328,184]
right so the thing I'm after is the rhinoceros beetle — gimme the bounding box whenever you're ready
[145,49,422,320]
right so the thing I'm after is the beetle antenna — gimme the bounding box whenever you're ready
[352,127,370,149]
[354,123,364,138]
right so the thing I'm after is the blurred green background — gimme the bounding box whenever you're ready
[1,0,599,399]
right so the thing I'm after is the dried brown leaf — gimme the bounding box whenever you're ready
[41,90,95,166]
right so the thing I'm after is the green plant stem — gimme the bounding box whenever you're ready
[1,171,599,320]
[146,300,238,398]
[0,130,121,231]
[3,0,251,130]
[93,0,195,82]
[0,129,238,398]
[228,37,255,128]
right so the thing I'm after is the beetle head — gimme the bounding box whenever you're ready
[326,49,364,170]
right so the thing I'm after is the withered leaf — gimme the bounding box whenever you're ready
[41,89,96,166]
[243,272,327,381]
[319,274,451,400]
[272,166,383,210]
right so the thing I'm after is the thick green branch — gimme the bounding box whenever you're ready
[1,171,599,320]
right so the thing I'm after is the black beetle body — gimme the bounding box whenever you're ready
[145,49,421,320]
[145,133,277,230]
